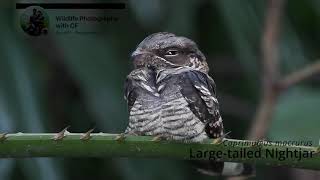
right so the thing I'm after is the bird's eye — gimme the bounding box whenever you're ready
[165,49,179,57]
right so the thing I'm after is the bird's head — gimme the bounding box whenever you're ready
[131,32,209,73]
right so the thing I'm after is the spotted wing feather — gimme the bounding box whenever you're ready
[179,70,223,138]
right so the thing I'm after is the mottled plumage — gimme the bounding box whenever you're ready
[125,67,223,142]
[123,32,254,176]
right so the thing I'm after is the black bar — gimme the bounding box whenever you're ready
[16,3,126,9]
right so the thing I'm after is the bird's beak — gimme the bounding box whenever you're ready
[131,48,144,57]
[131,48,153,60]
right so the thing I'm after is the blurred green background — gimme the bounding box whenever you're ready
[0,0,319,179]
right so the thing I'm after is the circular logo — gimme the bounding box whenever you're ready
[20,6,49,36]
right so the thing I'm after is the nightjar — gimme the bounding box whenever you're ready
[123,32,253,176]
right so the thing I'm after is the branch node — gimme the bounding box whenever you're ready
[115,133,126,142]
[80,128,95,141]
[52,126,70,141]
[151,135,164,142]
[0,133,8,142]
[212,138,223,145]
[212,131,231,144]
[314,147,320,155]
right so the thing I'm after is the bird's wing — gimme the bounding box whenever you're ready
[124,77,138,113]
[179,70,224,138]
[124,69,158,112]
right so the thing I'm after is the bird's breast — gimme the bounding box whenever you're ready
[127,91,207,142]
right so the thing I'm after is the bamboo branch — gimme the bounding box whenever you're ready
[279,60,320,89]
[248,0,285,140]
[0,133,319,170]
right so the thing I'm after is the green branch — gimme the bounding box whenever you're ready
[0,133,319,170]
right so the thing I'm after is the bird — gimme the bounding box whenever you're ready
[123,32,254,176]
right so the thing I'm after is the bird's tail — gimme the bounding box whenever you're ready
[193,161,255,177]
